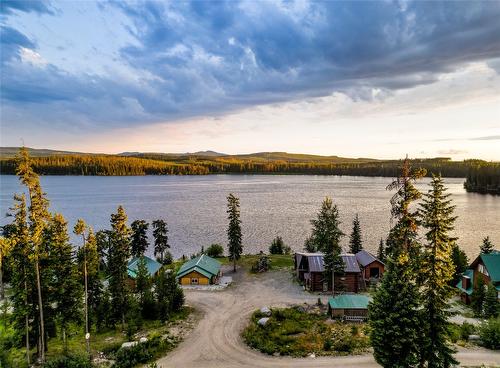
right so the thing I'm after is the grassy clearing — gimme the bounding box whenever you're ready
[219,254,294,272]
[242,306,370,357]
[1,307,193,368]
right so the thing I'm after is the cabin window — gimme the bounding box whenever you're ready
[478,264,489,277]
[191,278,199,285]
[370,267,380,278]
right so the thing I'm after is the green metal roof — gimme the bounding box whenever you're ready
[176,254,221,279]
[127,256,162,279]
[480,251,500,283]
[328,294,371,310]
[456,269,474,295]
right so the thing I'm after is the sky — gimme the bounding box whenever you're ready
[1,0,499,160]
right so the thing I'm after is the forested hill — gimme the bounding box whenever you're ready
[0,148,499,194]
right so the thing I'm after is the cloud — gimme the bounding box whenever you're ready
[1,0,500,131]
[470,135,500,141]
[437,149,469,156]
[0,0,53,16]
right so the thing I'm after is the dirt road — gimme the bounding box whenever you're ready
[157,268,500,368]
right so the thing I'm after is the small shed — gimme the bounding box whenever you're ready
[328,294,372,321]
[176,254,221,286]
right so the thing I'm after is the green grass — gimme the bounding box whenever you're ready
[219,254,294,272]
[242,306,370,357]
[1,307,193,368]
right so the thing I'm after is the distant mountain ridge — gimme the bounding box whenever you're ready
[1,147,378,161]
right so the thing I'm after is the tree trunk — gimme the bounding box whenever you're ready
[233,256,236,272]
[35,260,45,362]
[332,270,335,296]
[25,279,30,365]
[83,234,90,356]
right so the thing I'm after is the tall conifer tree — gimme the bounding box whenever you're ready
[349,213,363,254]
[480,236,494,254]
[49,214,82,351]
[152,220,169,264]
[311,197,344,293]
[8,194,33,364]
[419,175,458,367]
[16,147,51,362]
[377,238,385,263]
[130,220,149,258]
[227,193,243,272]
[369,158,425,368]
[108,206,131,329]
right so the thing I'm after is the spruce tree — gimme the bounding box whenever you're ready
[311,197,344,293]
[480,236,494,254]
[484,283,499,318]
[369,158,425,368]
[77,228,102,330]
[471,276,486,317]
[377,238,385,263]
[303,236,316,252]
[152,219,169,264]
[227,193,242,272]
[8,194,33,364]
[349,213,363,254]
[450,244,468,286]
[48,214,82,351]
[130,220,149,258]
[108,206,131,329]
[135,256,152,317]
[16,147,51,362]
[419,175,458,367]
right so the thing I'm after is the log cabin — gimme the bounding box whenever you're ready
[355,250,385,285]
[328,294,372,321]
[294,252,364,292]
[176,254,221,286]
[127,255,163,288]
[456,251,500,304]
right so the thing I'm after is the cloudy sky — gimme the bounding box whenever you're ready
[1,0,499,159]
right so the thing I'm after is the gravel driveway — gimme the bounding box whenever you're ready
[157,267,500,368]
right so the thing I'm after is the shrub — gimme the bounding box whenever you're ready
[206,244,224,258]
[43,354,93,368]
[269,236,290,255]
[479,317,500,350]
[460,321,475,341]
[114,336,175,368]
[251,255,271,273]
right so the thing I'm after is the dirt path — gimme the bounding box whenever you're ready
[157,268,500,368]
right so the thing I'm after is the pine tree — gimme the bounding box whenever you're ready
[484,283,499,318]
[130,220,149,258]
[369,257,422,367]
[152,219,169,264]
[48,214,82,351]
[311,197,344,293]
[8,194,33,364]
[108,206,131,329]
[471,276,486,317]
[369,158,425,367]
[349,213,363,254]
[377,238,385,263]
[77,228,102,330]
[480,236,494,254]
[135,256,152,318]
[227,193,242,272]
[419,175,458,367]
[16,147,51,362]
[303,235,316,252]
[450,244,468,286]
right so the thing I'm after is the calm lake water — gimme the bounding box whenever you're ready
[0,175,498,259]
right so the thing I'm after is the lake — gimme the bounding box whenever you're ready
[0,175,498,259]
